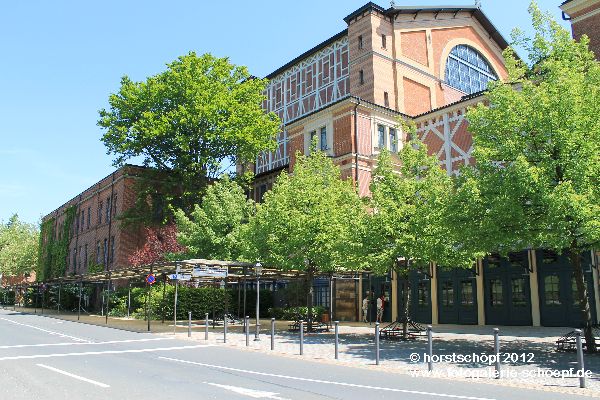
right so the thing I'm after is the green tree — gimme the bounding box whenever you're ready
[366,139,475,335]
[0,214,39,277]
[173,175,254,261]
[461,2,600,350]
[244,149,367,329]
[98,52,281,221]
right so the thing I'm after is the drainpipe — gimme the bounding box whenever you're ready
[353,99,361,189]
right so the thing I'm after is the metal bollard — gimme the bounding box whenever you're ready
[299,320,304,355]
[493,328,500,379]
[224,315,228,343]
[245,316,250,346]
[271,318,275,351]
[427,325,433,372]
[375,322,380,365]
[575,329,586,388]
[205,313,209,341]
[334,321,339,360]
[188,312,192,338]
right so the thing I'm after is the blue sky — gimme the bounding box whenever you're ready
[0,0,569,225]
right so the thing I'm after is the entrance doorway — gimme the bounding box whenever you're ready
[437,267,478,324]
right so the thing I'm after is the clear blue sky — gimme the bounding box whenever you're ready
[0,0,569,225]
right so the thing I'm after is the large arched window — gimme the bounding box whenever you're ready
[444,44,497,94]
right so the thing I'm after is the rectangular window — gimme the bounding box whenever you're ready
[320,126,327,151]
[377,125,385,149]
[381,34,386,49]
[79,246,83,270]
[442,281,454,306]
[490,279,503,306]
[112,194,117,217]
[461,281,474,306]
[258,184,268,202]
[80,211,84,232]
[309,130,317,151]
[110,236,115,264]
[72,249,77,271]
[417,282,429,306]
[106,197,111,223]
[389,128,397,152]
[97,241,102,264]
[384,91,389,108]
[358,35,363,50]
[87,207,91,229]
[544,275,561,305]
[511,278,527,307]
[98,202,103,225]
[84,244,88,269]
[359,70,364,85]
[103,238,108,266]
[75,212,80,233]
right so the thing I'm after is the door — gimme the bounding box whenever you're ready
[408,270,432,324]
[484,252,532,326]
[362,274,392,323]
[437,267,478,324]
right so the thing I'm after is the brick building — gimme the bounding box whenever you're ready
[248,2,600,326]
[561,0,600,59]
[40,165,146,277]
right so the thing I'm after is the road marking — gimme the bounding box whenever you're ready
[204,382,289,399]
[0,317,90,342]
[0,345,211,361]
[0,337,174,349]
[159,357,496,400]
[36,364,110,388]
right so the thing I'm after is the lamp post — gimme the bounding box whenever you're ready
[254,262,262,341]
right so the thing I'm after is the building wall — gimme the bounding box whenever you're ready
[562,0,600,59]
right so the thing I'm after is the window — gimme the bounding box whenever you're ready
[358,35,363,50]
[258,184,268,202]
[359,70,364,85]
[377,125,385,149]
[84,244,88,269]
[110,236,115,264]
[511,278,527,306]
[490,279,503,306]
[79,246,83,270]
[544,275,561,306]
[445,44,497,94]
[389,128,397,152]
[417,282,429,306]
[80,211,84,232]
[383,92,389,108]
[72,248,77,271]
[96,241,101,264]
[103,238,108,266]
[381,34,386,49]
[461,281,474,306]
[75,213,79,233]
[320,127,327,151]
[98,202,103,225]
[441,281,453,306]
[87,207,91,229]
[106,197,111,223]
[309,130,317,148]
[112,194,117,217]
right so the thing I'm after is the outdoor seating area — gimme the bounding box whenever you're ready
[556,325,600,351]
[287,314,331,333]
[379,318,426,340]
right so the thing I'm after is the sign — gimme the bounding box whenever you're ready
[191,265,228,278]
[168,273,192,281]
[146,274,156,285]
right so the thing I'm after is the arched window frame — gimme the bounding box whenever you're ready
[444,44,498,94]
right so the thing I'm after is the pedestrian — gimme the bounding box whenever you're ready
[362,297,369,322]
[376,294,384,323]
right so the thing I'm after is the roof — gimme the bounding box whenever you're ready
[344,2,509,50]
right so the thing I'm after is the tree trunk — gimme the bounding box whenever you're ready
[569,246,597,352]
[307,267,314,332]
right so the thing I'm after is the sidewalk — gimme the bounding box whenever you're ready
[5,306,599,396]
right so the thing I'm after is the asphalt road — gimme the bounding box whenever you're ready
[0,309,590,400]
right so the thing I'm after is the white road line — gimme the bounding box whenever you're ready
[36,364,110,388]
[204,382,289,399]
[0,317,90,342]
[159,357,497,400]
[0,345,211,361]
[0,337,174,349]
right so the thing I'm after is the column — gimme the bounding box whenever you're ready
[528,249,541,327]
[476,259,485,326]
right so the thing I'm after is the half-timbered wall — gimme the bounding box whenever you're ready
[256,37,350,174]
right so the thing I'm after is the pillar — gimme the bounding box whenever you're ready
[528,249,541,327]
[476,259,485,326]
[430,263,438,325]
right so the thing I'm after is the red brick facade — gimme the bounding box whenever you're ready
[561,0,600,60]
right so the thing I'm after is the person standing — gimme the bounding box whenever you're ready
[362,297,369,322]
[376,294,385,323]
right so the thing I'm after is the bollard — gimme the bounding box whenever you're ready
[575,329,586,388]
[188,312,192,338]
[270,318,275,351]
[299,320,304,355]
[224,314,228,343]
[493,328,500,379]
[245,316,250,346]
[427,325,433,372]
[334,321,339,360]
[375,322,380,365]
[205,313,209,341]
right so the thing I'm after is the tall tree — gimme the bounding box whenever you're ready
[244,149,367,329]
[460,2,600,350]
[366,139,475,335]
[173,175,254,261]
[98,52,281,220]
[0,214,39,277]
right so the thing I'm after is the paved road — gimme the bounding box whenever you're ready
[0,309,590,400]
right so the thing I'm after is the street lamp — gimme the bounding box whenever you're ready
[254,262,262,341]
